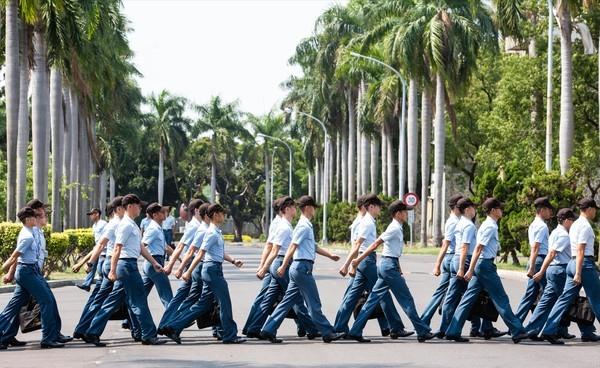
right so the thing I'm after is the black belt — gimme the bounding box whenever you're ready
[481,257,495,260]
[18,262,37,266]
[120,257,137,261]
[295,259,314,264]
[152,255,164,258]
[277,255,285,259]
[382,256,399,260]
[571,256,595,259]
[537,254,547,258]
[550,263,567,266]
[446,252,455,256]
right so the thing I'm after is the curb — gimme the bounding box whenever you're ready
[0,279,82,294]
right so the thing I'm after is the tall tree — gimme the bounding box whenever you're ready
[5,0,20,220]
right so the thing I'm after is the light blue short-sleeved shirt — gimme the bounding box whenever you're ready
[190,221,209,249]
[33,227,47,269]
[477,216,499,259]
[116,215,142,259]
[272,218,293,256]
[180,217,201,253]
[162,215,175,230]
[201,223,224,263]
[455,217,477,256]
[444,214,460,254]
[570,216,596,256]
[103,217,121,256]
[143,220,167,256]
[93,219,108,244]
[528,217,549,256]
[16,227,40,264]
[380,219,404,258]
[140,217,151,233]
[349,214,363,244]
[549,225,571,265]
[267,216,282,244]
[292,216,316,261]
[356,213,377,253]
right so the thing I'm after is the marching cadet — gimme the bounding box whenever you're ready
[444,198,530,343]
[335,194,407,338]
[541,199,600,344]
[346,200,434,343]
[0,207,64,349]
[514,197,553,322]
[158,198,204,332]
[140,212,152,235]
[245,197,319,338]
[76,208,108,292]
[162,204,246,344]
[259,196,345,344]
[142,203,174,307]
[85,194,166,346]
[437,198,500,339]
[162,206,176,248]
[421,194,463,325]
[525,208,598,341]
[243,198,287,336]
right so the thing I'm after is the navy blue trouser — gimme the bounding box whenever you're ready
[421,253,453,325]
[242,271,272,334]
[0,284,30,344]
[74,257,105,334]
[349,257,431,337]
[542,258,600,336]
[142,256,173,308]
[334,253,404,334]
[158,276,192,330]
[81,260,99,289]
[515,255,546,322]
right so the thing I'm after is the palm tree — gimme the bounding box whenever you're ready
[195,96,247,202]
[5,0,20,221]
[143,90,190,204]
[16,20,32,213]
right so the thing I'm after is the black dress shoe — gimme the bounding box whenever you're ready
[0,343,8,350]
[77,284,91,292]
[417,332,435,343]
[260,331,282,343]
[391,330,415,339]
[157,327,165,336]
[346,334,370,343]
[40,341,65,349]
[164,331,181,344]
[542,334,564,345]
[241,328,248,336]
[73,332,86,340]
[445,335,469,343]
[142,337,167,345]
[432,331,445,339]
[381,328,390,337]
[306,332,322,340]
[484,329,508,340]
[83,335,106,347]
[581,334,600,342]
[529,334,544,341]
[6,337,27,347]
[131,333,142,342]
[469,330,483,338]
[121,321,130,330]
[561,333,576,340]
[223,337,247,344]
[245,331,265,340]
[322,332,346,343]
[57,334,73,343]
[297,327,307,338]
[512,332,531,344]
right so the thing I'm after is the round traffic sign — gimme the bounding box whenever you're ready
[403,192,420,207]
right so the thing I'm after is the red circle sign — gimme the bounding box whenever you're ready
[403,192,420,207]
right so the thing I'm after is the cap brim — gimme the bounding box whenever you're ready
[86,212,95,215]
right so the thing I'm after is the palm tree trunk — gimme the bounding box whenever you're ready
[359,80,369,194]
[370,135,379,193]
[109,168,115,200]
[62,86,71,228]
[99,170,107,211]
[381,125,388,196]
[68,89,78,228]
[50,67,63,231]
[335,131,340,199]
[308,167,314,198]
[76,113,86,228]
[356,85,362,198]
[264,149,270,233]
[341,116,348,202]
[315,160,321,203]
[346,88,356,202]
[420,87,432,245]
[158,144,165,203]
[328,139,334,201]
[5,0,19,220]
[433,74,446,246]
[545,0,554,172]
[210,135,217,202]
[386,121,395,197]
[32,29,50,202]
[407,79,418,193]
[398,84,407,198]
[16,21,30,213]
[558,3,573,175]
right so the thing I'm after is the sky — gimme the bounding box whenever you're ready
[122,0,348,116]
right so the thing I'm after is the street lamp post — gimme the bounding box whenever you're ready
[270,149,276,221]
[350,52,407,197]
[285,108,329,245]
[257,133,293,196]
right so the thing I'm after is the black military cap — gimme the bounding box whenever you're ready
[457,198,476,211]
[86,208,102,216]
[297,195,319,209]
[146,202,167,215]
[483,197,504,213]
[207,203,226,218]
[122,194,147,207]
[188,198,205,213]
[556,208,577,222]
[26,198,49,210]
[363,194,384,208]
[389,200,413,215]
[578,198,598,210]
[534,197,554,210]
[277,196,295,212]
[17,207,37,222]
[198,203,211,218]
[448,194,464,208]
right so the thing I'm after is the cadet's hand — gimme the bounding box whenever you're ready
[108,270,117,282]
[256,267,267,279]
[456,269,465,280]
[174,268,184,279]
[3,274,14,284]
[277,266,286,278]
[233,259,244,268]
[348,265,357,277]
[330,254,340,262]
[338,264,349,277]
[432,264,441,277]
[532,271,544,283]
[153,263,164,273]
[573,273,582,285]
[182,271,192,282]
[464,270,474,282]
[72,263,82,273]
[84,263,93,273]
[351,259,360,269]
[526,268,535,279]
[163,264,173,276]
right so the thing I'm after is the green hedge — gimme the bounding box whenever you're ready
[0,223,94,276]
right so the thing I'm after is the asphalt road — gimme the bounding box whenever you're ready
[1,244,600,368]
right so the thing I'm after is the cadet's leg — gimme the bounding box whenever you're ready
[0,284,30,345]
[348,278,388,337]
[515,256,545,322]
[421,255,452,325]
[541,262,582,336]
[242,272,272,335]
[445,276,483,337]
[158,278,192,330]
[202,262,239,342]
[333,259,369,333]
[119,260,157,340]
